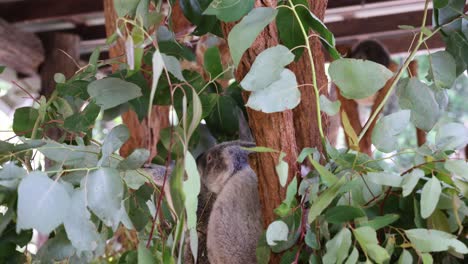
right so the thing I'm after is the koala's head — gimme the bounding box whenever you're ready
[196,141,255,194]
[350,39,390,67]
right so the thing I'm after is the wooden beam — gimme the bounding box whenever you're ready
[0,0,103,23]
[328,9,432,38]
[327,0,392,8]
[0,19,44,75]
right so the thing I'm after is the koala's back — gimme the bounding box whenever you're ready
[207,168,262,264]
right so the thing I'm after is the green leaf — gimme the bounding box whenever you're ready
[323,228,352,264]
[100,124,129,165]
[183,152,201,230]
[445,159,468,180]
[246,69,300,113]
[204,46,223,79]
[398,25,415,30]
[276,152,288,187]
[297,147,319,163]
[13,107,39,138]
[205,95,240,139]
[305,230,319,249]
[88,77,142,110]
[204,0,254,22]
[114,0,140,17]
[324,206,365,224]
[341,111,359,150]
[84,168,124,230]
[64,102,100,133]
[364,171,402,187]
[353,226,390,263]
[179,0,221,36]
[241,45,294,91]
[397,78,441,131]
[284,177,298,207]
[421,253,433,264]
[362,214,400,230]
[397,249,413,264]
[372,110,411,153]
[64,188,103,254]
[149,49,164,120]
[122,170,149,190]
[38,141,99,166]
[320,95,341,116]
[421,177,442,218]
[266,220,289,246]
[118,149,150,170]
[161,54,185,81]
[54,73,66,84]
[428,51,457,89]
[276,0,308,59]
[0,162,27,189]
[401,169,423,197]
[308,177,346,223]
[138,243,155,264]
[0,65,5,73]
[445,31,468,75]
[433,0,449,8]
[329,58,393,99]
[435,122,468,151]
[310,159,337,187]
[345,247,359,264]
[228,7,278,67]
[35,231,75,263]
[17,172,71,234]
[296,4,341,60]
[405,228,468,254]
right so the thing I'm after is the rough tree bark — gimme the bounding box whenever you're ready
[222,0,329,232]
[103,0,168,160]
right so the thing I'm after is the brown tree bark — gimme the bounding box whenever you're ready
[103,0,168,160]
[290,0,329,154]
[221,0,329,239]
[39,33,80,97]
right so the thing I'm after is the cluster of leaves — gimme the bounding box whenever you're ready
[0,0,466,263]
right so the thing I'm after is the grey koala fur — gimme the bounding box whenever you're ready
[196,141,262,264]
[144,141,262,264]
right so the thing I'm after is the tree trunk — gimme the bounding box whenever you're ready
[290,0,329,154]
[103,0,168,160]
[221,2,329,262]
[40,32,80,97]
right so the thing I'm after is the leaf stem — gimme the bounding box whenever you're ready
[287,1,325,142]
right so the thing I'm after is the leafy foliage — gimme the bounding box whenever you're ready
[0,0,466,263]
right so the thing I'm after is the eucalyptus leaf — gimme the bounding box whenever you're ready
[371,110,411,153]
[17,172,71,234]
[100,124,129,166]
[435,122,468,151]
[329,59,393,99]
[83,168,124,230]
[228,8,278,67]
[308,177,346,223]
[183,152,200,230]
[353,226,390,263]
[118,148,150,170]
[428,51,457,89]
[204,0,254,22]
[421,177,442,218]
[88,78,142,110]
[364,171,402,187]
[266,220,289,246]
[0,162,27,189]
[405,228,468,254]
[245,69,300,113]
[204,46,223,79]
[445,159,468,181]
[323,228,351,264]
[310,159,337,187]
[275,152,288,187]
[401,169,423,197]
[64,188,102,254]
[361,214,400,230]
[320,95,341,116]
[397,78,440,131]
[161,54,185,81]
[122,170,148,190]
[324,206,365,224]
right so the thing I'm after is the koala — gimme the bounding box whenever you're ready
[196,141,262,264]
[144,141,262,264]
